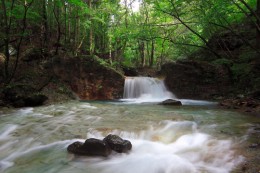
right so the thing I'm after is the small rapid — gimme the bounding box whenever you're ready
[0,101,257,173]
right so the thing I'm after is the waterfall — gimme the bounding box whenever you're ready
[123,77,175,102]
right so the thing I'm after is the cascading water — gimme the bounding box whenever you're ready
[123,77,175,102]
[122,77,216,105]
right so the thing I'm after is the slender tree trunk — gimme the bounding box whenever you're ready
[1,0,15,81]
[68,5,71,43]
[41,0,48,49]
[159,39,166,69]
[1,0,10,80]
[139,41,145,67]
[150,40,155,67]
[9,1,33,83]
[146,42,150,65]
[257,0,260,50]
[124,0,128,28]
[74,8,78,54]
[64,3,67,42]
[88,0,94,55]
[53,3,61,55]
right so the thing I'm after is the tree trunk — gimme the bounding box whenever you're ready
[68,5,71,43]
[88,0,94,55]
[1,0,10,80]
[139,41,145,67]
[53,3,61,55]
[9,1,33,83]
[64,3,67,42]
[1,0,15,81]
[257,0,260,50]
[41,0,48,49]
[150,40,155,67]
[74,8,78,54]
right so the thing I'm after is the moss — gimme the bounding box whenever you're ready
[212,58,233,66]
[80,55,124,77]
[231,63,251,81]
[238,50,258,63]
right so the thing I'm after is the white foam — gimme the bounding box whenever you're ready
[80,121,244,173]
[0,124,18,139]
[79,104,97,109]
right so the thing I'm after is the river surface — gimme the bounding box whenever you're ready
[0,101,259,173]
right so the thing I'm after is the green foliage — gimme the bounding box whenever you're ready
[0,0,257,70]
[231,63,251,81]
[212,58,233,66]
[238,50,258,63]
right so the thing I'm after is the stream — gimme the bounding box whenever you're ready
[0,101,259,173]
[0,77,259,173]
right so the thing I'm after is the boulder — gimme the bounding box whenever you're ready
[67,138,112,157]
[103,134,132,153]
[159,99,182,106]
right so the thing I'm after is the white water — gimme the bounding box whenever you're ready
[0,102,247,173]
[122,77,215,105]
[0,77,255,173]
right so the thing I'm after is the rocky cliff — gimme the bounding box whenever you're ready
[160,60,231,99]
[53,55,124,100]
[0,52,125,107]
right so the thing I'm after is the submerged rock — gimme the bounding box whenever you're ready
[103,134,132,153]
[159,99,182,106]
[67,138,112,157]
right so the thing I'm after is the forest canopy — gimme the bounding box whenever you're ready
[0,0,258,76]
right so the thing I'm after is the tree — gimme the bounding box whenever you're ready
[257,0,260,50]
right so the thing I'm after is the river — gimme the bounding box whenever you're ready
[0,100,259,173]
[0,77,259,173]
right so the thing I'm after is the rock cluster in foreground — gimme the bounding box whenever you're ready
[67,134,132,157]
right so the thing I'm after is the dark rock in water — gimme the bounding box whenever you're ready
[67,138,112,157]
[67,141,84,154]
[159,99,182,106]
[103,134,132,153]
